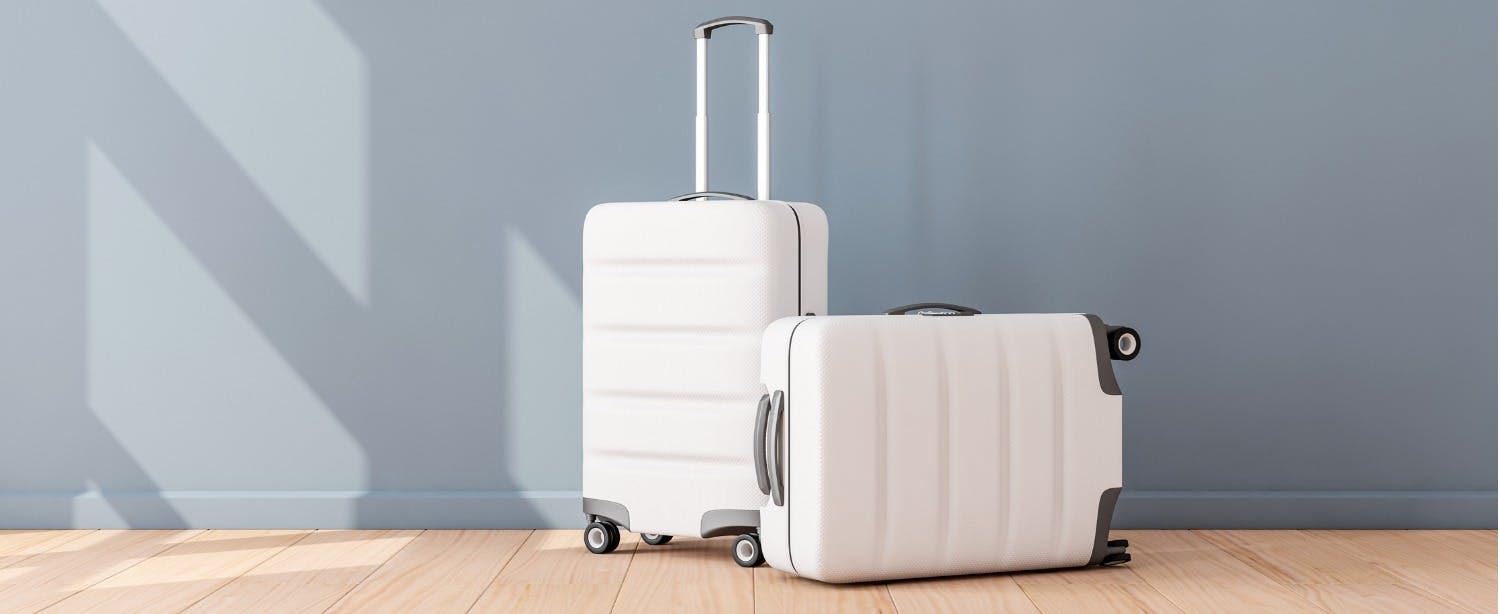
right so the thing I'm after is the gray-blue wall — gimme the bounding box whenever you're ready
[3,0,1493,529]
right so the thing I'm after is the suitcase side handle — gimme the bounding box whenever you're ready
[765,390,786,506]
[885,303,982,316]
[753,394,772,495]
[693,16,773,200]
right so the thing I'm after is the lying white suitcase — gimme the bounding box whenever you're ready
[741,304,1139,581]
[581,16,828,554]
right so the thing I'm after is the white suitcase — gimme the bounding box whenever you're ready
[743,304,1140,582]
[581,17,828,553]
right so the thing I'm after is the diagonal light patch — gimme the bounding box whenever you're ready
[504,227,583,491]
[96,0,369,304]
[87,141,365,494]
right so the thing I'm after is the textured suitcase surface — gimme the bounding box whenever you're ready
[755,310,1133,582]
[582,201,825,537]
[581,16,829,541]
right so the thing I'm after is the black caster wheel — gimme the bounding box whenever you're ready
[1101,552,1132,566]
[641,533,673,546]
[584,521,621,554]
[732,533,764,567]
[1107,326,1140,361]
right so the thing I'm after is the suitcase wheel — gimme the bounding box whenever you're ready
[732,533,764,567]
[1101,552,1132,566]
[584,521,621,554]
[641,533,674,546]
[1107,326,1141,361]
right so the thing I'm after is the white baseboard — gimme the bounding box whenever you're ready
[1114,490,1496,529]
[0,489,1492,529]
[0,490,584,529]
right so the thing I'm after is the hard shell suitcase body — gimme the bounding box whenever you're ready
[582,17,828,548]
[747,305,1139,581]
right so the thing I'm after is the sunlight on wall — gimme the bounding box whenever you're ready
[504,227,582,491]
[87,142,365,493]
[96,0,369,303]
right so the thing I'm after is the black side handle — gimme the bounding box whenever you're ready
[885,303,982,316]
[694,16,773,38]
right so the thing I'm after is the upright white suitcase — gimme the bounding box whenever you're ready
[743,304,1140,581]
[581,17,828,554]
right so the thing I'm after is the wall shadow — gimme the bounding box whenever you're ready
[2,0,1494,530]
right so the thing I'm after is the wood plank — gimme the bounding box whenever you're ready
[1401,530,1497,568]
[1112,530,1325,612]
[184,529,420,613]
[1001,555,1186,613]
[0,529,200,612]
[42,529,308,613]
[325,530,529,613]
[887,574,1040,613]
[1010,561,1152,586]
[753,566,896,613]
[1197,530,1400,586]
[1197,530,1464,613]
[1019,583,1186,613]
[0,531,95,571]
[613,536,754,614]
[1297,582,1482,614]
[468,529,638,614]
[1306,530,1496,613]
[0,529,1485,614]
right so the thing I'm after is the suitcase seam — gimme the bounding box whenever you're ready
[782,202,803,315]
[783,317,811,577]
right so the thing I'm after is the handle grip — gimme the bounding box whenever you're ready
[753,394,771,495]
[694,16,773,38]
[885,303,983,316]
[765,390,785,506]
[669,191,752,202]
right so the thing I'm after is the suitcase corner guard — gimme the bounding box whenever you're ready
[1088,487,1128,566]
[700,509,760,538]
[582,497,630,531]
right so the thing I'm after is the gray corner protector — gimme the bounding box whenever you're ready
[694,16,773,38]
[1088,487,1124,565]
[582,497,629,530]
[1083,314,1122,396]
[700,509,760,538]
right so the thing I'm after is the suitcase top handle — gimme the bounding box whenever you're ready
[693,16,773,201]
[886,303,983,316]
[669,191,752,201]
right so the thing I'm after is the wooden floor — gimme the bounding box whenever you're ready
[0,530,1490,613]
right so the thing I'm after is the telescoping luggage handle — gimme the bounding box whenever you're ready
[691,16,773,201]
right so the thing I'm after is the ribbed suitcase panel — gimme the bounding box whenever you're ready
[582,202,805,536]
[781,314,1121,582]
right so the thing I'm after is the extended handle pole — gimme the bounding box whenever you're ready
[756,32,769,200]
[695,37,708,194]
[693,17,772,200]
